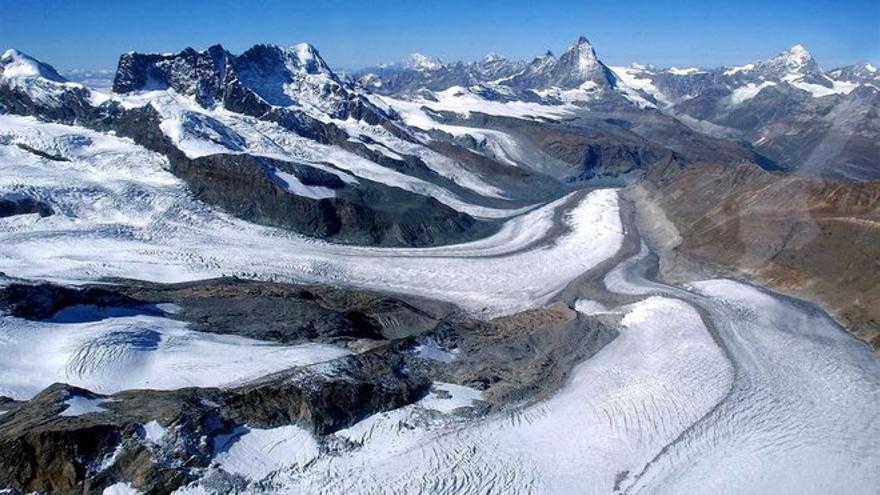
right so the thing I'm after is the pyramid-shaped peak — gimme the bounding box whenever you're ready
[775,44,815,67]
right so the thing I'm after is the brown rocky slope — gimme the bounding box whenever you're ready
[630,160,880,349]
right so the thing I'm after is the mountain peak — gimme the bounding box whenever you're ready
[1,49,66,82]
[549,35,610,88]
[483,52,505,63]
[407,52,442,70]
[781,44,813,64]
[568,35,599,72]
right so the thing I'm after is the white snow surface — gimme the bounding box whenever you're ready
[723,63,755,76]
[102,482,142,495]
[0,114,623,316]
[375,86,579,122]
[789,78,859,97]
[272,169,337,200]
[114,91,528,218]
[177,296,729,494]
[729,81,777,104]
[610,65,671,107]
[0,312,349,400]
[212,425,321,480]
[666,67,706,76]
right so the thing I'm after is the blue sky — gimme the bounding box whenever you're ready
[2,0,878,72]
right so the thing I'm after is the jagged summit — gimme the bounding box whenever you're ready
[500,35,618,91]
[552,35,609,87]
[828,61,880,84]
[111,42,362,116]
[765,44,820,76]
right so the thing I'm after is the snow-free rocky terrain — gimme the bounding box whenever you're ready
[0,36,878,494]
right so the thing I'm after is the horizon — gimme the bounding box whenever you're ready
[1,0,878,73]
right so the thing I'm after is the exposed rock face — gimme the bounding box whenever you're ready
[634,160,880,349]
[0,195,53,218]
[0,283,144,320]
[609,45,880,181]
[356,53,526,95]
[113,43,379,121]
[828,62,880,86]
[523,36,619,90]
[0,49,505,248]
[175,152,490,247]
[116,277,450,344]
[0,277,615,494]
[113,45,231,106]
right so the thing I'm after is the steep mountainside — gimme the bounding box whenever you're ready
[1,45,567,246]
[613,46,880,180]
[632,160,880,349]
[363,40,880,182]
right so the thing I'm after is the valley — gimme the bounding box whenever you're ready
[0,30,877,495]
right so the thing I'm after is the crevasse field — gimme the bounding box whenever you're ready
[1,112,878,494]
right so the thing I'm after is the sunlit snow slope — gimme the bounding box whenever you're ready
[0,114,622,316]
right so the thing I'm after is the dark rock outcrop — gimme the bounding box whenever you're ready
[0,195,54,218]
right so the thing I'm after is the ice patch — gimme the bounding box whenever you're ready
[142,420,168,445]
[790,79,859,97]
[412,338,458,363]
[155,303,182,315]
[102,482,141,495]
[212,424,320,480]
[729,81,777,104]
[419,382,483,413]
[60,395,112,416]
[273,169,337,200]
[573,299,614,315]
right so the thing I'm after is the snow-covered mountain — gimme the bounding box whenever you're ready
[0,45,575,248]
[606,44,880,179]
[113,43,382,121]
[506,36,619,91]
[356,51,525,95]
[1,33,879,495]
[359,36,637,107]
[828,62,880,87]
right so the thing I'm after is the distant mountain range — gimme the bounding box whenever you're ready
[1,35,878,251]
[1,33,880,495]
[356,37,880,180]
